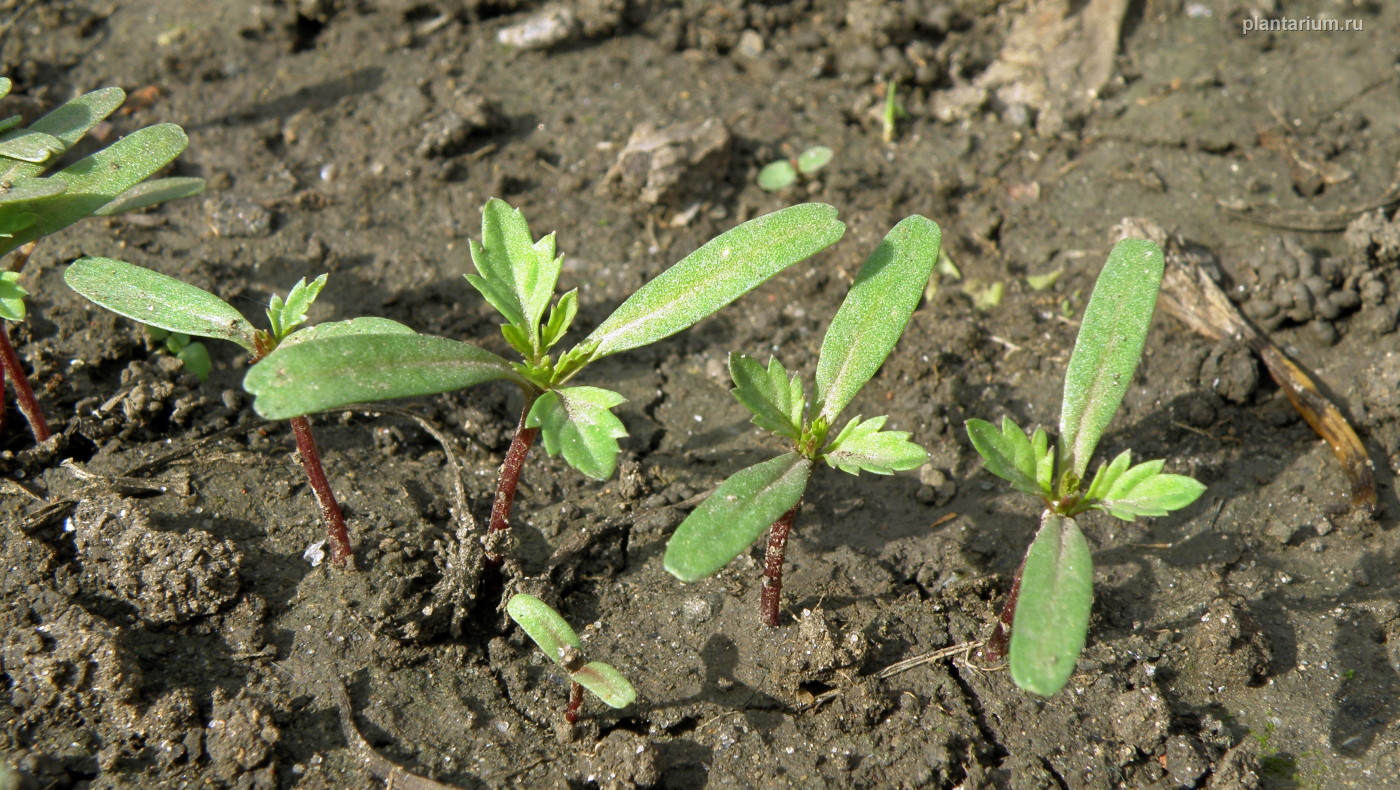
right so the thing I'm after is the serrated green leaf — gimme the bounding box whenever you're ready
[1096,467,1205,521]
[965,417,1045,498]
[1083,449,1133,503]
[94,176,206,216]
[500,323,530,355]
[1,86,125,182]
[0,124,191,258]
[814,215,939,424]
[541,289,578,351]
[584,203,845,359]
[268,274,327,341]
[64,256,257,350]
[506,593,581,664]
[465,198,562,352]
[1058,239,1164,481]
[0,271,27,321]
[822,414,927,475]
[757,160,797,191]
[664,452,813,582]
[572,661,637,709]
[525,386,629,481]
[0,128,65,163]
[244,333,523,419]
[729,352,804,440]
[279,316,415,347]
[1010,512,1093,696]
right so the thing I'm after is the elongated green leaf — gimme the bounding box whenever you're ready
[1057,239,1164,480]
[0,210,35,237]
[0,124,191,257]
[506,593,581,664]
[664,452,813,582]
[280,317,415,346]
[822,414,927,475]
[64,256,257,350]
[729,352,804,440]
[465,198,562,352]
[1096,467,1205,521]
[1,86,125,182]
[0,129,65,163]
[0,115,19,135]
[94,176,206,216]
[525,386,628,481]
[244,334,522,419]
[540,289,578,351]
[585,203,846,359]
[1010,512,1093,696]
[572,661,637,709]
[1033,427,1054,496]
[0,271,27,321]
[0,177,66,206]
[1083,449,1133,503]
[814,215,940,423]
[965,417,1046,498]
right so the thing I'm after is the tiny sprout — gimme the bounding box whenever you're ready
[882,79,907,143]
[757,146,834,191]
[664,216,939,625]
[65,259,404,568]
[964,239,1205,696]
[506,593,636,724]
[147,328,213,382]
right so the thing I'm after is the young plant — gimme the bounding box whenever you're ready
[964,239,1206,696]
[506,593,636,724]
[757,146,833,191]
[0,77,204,442]
[64,258,406,568]
[243,200,846,564]
[663,216,939,626]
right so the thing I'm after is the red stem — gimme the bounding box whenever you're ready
[289,415,353,569]
[564,681,584,724]
[982,557,1026,663]
[0,322,50,442]
[759,501,803,627]
[485,397,539,564]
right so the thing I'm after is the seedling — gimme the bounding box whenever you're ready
[757,146,833,191]
[882,79,907,143]
[664,216,939,626]
[243,200,846,565]
[505,593,636,724]
[147,328,213,382]
[0,77,204,442]
[964,239,1205,696]
[64,259,406,568]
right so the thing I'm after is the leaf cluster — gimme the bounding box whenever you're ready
[505,594,636,710]
[664,215,940,583]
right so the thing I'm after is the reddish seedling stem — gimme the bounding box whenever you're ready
[982,557,1026,663]
[485,396,540,564]
[0,323,50,442]
[289,415,353,568]
[564,681,584,724]
[759,501,803,627]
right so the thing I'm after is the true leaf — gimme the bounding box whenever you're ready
[1083,449,1133,503]
[269,274,328,341]
[245,333,523,420]
[728,352,804,440]
[95,176,206,216]
[584,203,845,359]
[1009,512,1093,696]
[64,256,257,350]
[506,593,581,664]
[1033,427,1054,496]
[525,386,629,481]
[465,198,562,351]
[1058,239,1164,481]
[664,452,813,582]
[965,417,1045,498]
[571,662,637,709]
[822,414,927,475]
[1096,467,1205,521]
[0,271,27,321]
[814,215,940,424]
[540,289,578,351]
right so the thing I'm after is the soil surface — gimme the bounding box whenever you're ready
[3,1,1400,788]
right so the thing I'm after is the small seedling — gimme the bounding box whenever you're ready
[64,259,405,568]
[757,146,833,191]
[243,200,846,565]
[0,77,204,442]
[882,79,907,143]
[147,327,213,382]
[506,593,636,724]
[964,239,1205,696]
[663,216,939,626]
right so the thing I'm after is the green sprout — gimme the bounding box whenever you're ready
[0,76,204,443]
[506,593,636,724]
[663,216,939,626]
[964,239,1205,696]
[243,200,846,566]
[146,327,213,382]
[64,259,401,568]
[882,79,907,143]
[757,146,834,191]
